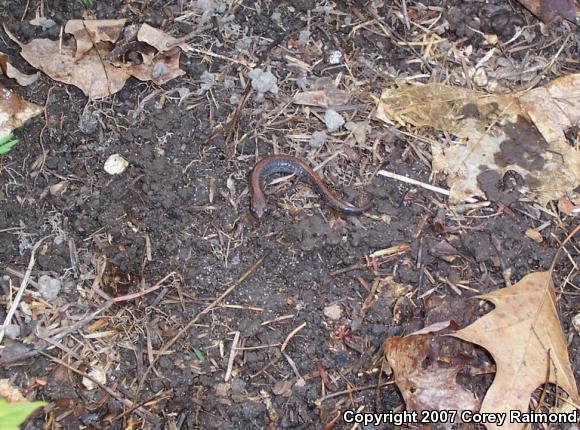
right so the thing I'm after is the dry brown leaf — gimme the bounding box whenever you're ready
[0,52,39,86]
[293,77,350,108]
[375,75,580,205]
[21,38,130,99]
[136,23,189,53]
[0,379,26,402]
[452,272,580,430]
[0,85,44,136]
[64,19,126,58]
[384,322,479,428]
[6,20,185,99]
[516,0,577,24]
[558,195,580,216]
[524,228,543,243]
[126,47,185,85]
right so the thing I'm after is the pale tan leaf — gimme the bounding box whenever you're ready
[0,379,26,402]
[452,272,580,430]
[0,85,44,136]
[19,38,130,99]
[136,23,189,53]
[0,52,40,86]
[293,77,350,108]
[376,75,580,205]
[524,228,543,243]
[64,19,126,58]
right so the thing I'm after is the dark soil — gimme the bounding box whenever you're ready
[0,1,578,429]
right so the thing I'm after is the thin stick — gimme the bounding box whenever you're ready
[0,272,176,365]
[377,170,478,203]
[224,331,240,382]
[281,322,306,352]
[0,235,50,344]
[136,252,269,396]
[39,351,153,421]
[314,381,395,406]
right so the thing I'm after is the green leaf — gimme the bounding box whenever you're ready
[192,347,205,363]
[0,399,46,430]
[0,133,19,155]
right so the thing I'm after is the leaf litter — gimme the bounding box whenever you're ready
[4,20,186,99]
[375,74,580,206]
[0,1,579,428]
[453,272,580,429]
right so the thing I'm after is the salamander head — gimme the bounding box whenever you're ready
[250,195,268,219]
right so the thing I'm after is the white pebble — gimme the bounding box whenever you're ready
[37,275,61,301]
[323,304,342,320]
[4,324,21,340]
[309,131,327,148]
[324,109,345,132]
[248,68,278,99]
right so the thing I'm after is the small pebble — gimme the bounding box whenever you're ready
[248,68,278,99]
[4,324,21,340]
[324,109,344,132]
[37,275,62,301]
[198,71,214,93]
[323,303,342,320]
[309,131,327,148]
[327,50,342,65]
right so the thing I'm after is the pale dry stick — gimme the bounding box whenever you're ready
[261,314,295,327]
[112,272,176,303]
[314,381,395,406]
[282,352,305,383]
[188,47,255,68]
[377,169,479,203]
[237,343,281,351]
[5,267,39,288]
[224,331,240,382]
[0,235,50,344]
[280,321,307,352]
[0,227,24,234]
[136,252,268,397]
[350,405,366,430]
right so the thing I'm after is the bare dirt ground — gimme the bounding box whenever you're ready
[0,0,578,429]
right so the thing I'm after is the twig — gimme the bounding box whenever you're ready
[282,352,305,382]
[0,235,50,344]
[377,169,478,203]
[224,331,240,382]
[281,321,306,352]
[136,252,269,397]
[40,351,155,422]
[0,272,176,366]
[314,381,395,406]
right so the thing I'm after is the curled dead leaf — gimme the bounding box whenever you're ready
[384,322,479,427]
[0,52,40,86]
[0,85,44,137]
[7,20,186,99]
[524,228,543,243]
[452,272,580,430]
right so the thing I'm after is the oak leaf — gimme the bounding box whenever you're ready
[452,272,580,430]
[384,321,479,428]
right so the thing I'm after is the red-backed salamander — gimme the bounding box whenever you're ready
[249,154,367,219]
